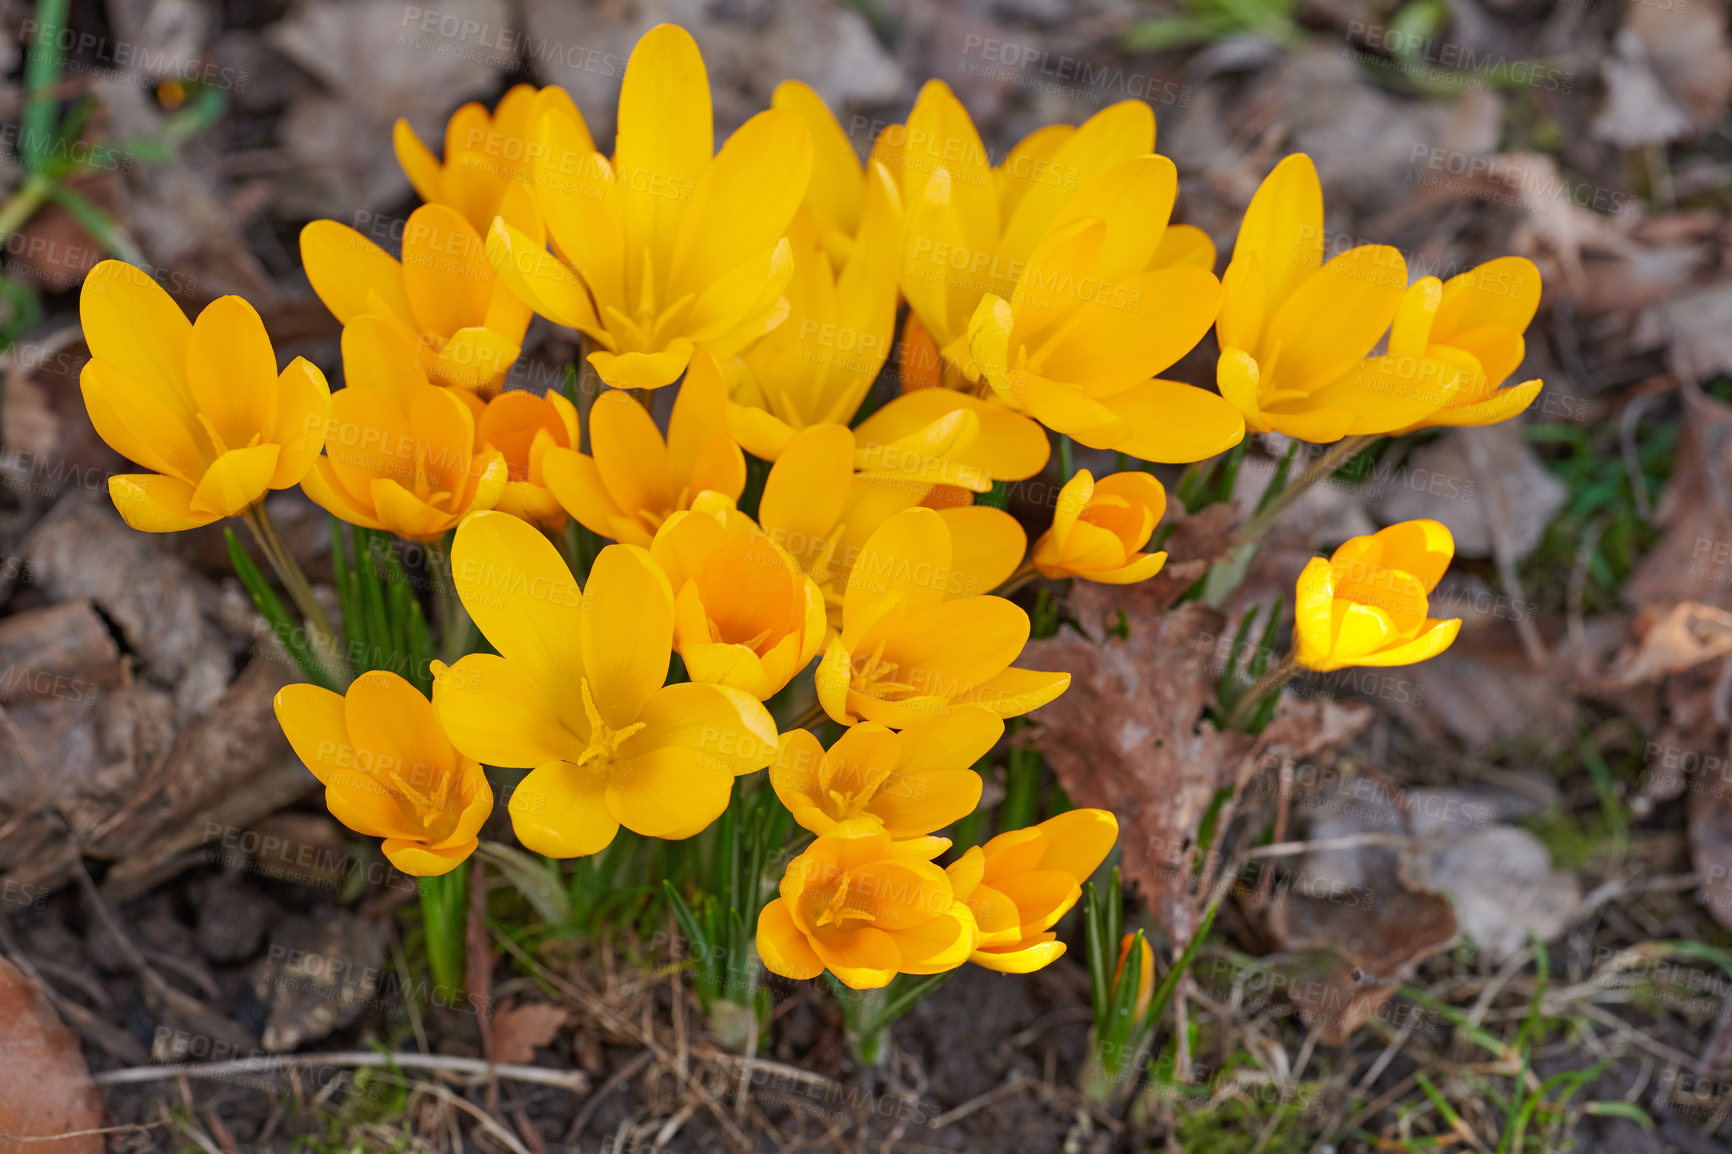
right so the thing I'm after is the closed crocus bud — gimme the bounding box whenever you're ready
[1114,932,1156,1023]
[1033,470,1168,584]
[756,818,977,990]
[273,670,492,877]
[946,808,1118,973]
[1293,519,1462,673]
[78,261,331,532]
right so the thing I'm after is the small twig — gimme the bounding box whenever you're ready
[565,1050,653,1144]
[92,1051,589,1091]
[927,1072,1026,1129]
[416,1080,533,1154]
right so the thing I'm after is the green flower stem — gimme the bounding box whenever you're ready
[418,860,469,999]
[242,504,347,684]
[1238,434,1374,543]
[833,972,952,1066]
[1223,653,1299,733]
[425,534,472,665]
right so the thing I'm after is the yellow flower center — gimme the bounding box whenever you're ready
[812,872,875,930]
[574,678,645,768]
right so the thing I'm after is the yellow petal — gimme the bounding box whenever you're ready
[382,840,474,877]
[606,746,733,839]
[845,506,951,622]
[937,506,1026,596]
[1086,379,1247,463]
[509,759,619,858]
[402,204,494,338]
[1353,617,1461,667]
[969,666,1070,717]
[186,295,279,451]
[269,357,332,487]
[589,342,693,389]
[450,510,589,731]
[615,23,712,272]
[581,544,675,728]
[190,443,279,517]
[300,220,413,327]
[1232,153,1324,313]
[541,446,639,544]
[432,653,587,768]
[760,423,855,554]
[758,898,827,979]
[1263,246,1407,392]
[627,681,778,776]
[670,108,811,299]
[79,260,193,421]
[486,217,601,333]
[80,358,204,483]
[774,80,863,236]
[999,100,1154,269]
[972,938,1067,973]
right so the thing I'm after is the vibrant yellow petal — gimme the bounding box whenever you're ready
[972,938,1067,973]
[627,681,778,776]
[1264,246,1407,392]
[382,840,474,877]
[937,506,1025,596]
[486,217,601,333]
[300,221,413,327]
[999,100,1154,269]
[189,443,279,517]
[449,510,589,729]
[1232,153,1323,313]
[773,80,863,236]
[432,654,587,768]
[670,108,811,299]
[969,667,1070,717]
[186,295,278,451]
[541,447,639,544]
[589,342,694,389]
[1086,379,1246,463]
[393,117,443,203]
[811,925,901,990]
[431,327,520,395]
[614,23,712,273]
[845,506,951,621]
[509,759,620,858]
[80,259,193,421]
[79,358,204,483]
[760,423,855,551]
[606,746,733,839]
[1353,616,1461,667]
[581,544,675,729]
[269,357,331,487]
[757,897,826,980]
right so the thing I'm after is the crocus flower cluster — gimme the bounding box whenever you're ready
[74,19,1541,1000]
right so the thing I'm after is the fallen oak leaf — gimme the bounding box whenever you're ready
[489,1001,571,1065]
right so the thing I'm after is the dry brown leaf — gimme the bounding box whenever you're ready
[1607,602,1732,685]
[1690,772,1732,932]
[1385,616,1576,751]
[1024,584,1369,945]
[490,1001,571,1065]
[1626,383,1732,610]
[1371,425,1567,562]
[0,955,102,1153]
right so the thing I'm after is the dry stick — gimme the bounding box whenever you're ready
[926,1071,1026,1129]
[565,1050,654,1144]
[415,1080,534,1154]
[93,1051,589,1091]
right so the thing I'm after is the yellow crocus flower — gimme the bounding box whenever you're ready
[1216,154,1475,442]
[431,511,778,857]
[299,323,507,541]
[274,670,493,877]
[1293,519,1463,672]
[78,260,331,532]
[1033,470,1168,584]
[394,83,580,235]
[756,818,977,990]
[770,710,998,837]
[486,24,813,389]
[945,808,1119,973]
[540,353,745,547]
[1389,256,1545,432]
[302,202,535,397]
[476,388,581,533]
[648,498,826,700]
[815,507,1068,727]
[758,424,1027,629]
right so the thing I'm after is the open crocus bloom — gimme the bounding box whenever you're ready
[946,808,1118,973]
[649,498,826,700]
[476,389,581,533]
[727,83,904,461]
[815,508,1069,727]
[300,323,506,540]
[431,512,777,857]
[1215,154,1473,443]
[963,155,1244,461]
[759,426,1027,630]
[395,83,578,235]
[1033,470,1168,584]
[274,670,492,877]
[770,710,998,836]
[79,260,331,532]
[540,353,745,546]
[487,24,812,389]
[1389,256,1545,432]
[850,388,1050,495]
[1293,519,1463,673]
[756,818,977,990]
[302,202,535,397]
